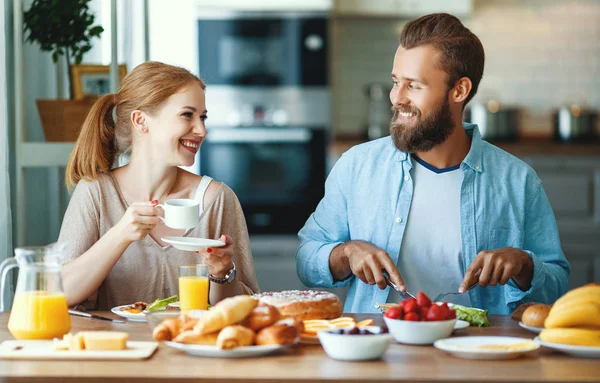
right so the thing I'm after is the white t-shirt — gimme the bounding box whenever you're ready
[387,156,471,306]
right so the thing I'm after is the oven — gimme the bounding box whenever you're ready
[195,10,330,234]
[199,126,327,234]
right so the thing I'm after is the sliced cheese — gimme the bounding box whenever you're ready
[54,334,70,351]
[71,333,85,351]
[80,331,128,351]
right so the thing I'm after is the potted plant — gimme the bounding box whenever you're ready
[23,0,104,141]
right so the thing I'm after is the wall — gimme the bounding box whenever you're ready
[330,0,600,138]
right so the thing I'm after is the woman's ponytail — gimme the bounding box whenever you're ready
[65,94,117,189]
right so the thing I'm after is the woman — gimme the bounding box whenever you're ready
[58,61,259,310]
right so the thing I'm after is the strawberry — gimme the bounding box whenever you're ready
[384,306,403,320]
[426,303,445,321]
[404,312,419,321]
[416,291,432,308]
[445,309,457,320]
[403,298,418,313]
[420,306,430,319]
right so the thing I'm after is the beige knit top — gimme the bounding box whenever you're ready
[57,173,260,310]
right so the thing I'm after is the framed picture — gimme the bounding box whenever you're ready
[71,64,127,100]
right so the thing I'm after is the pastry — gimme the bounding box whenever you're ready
[172,330,219,345]
[152,317,181,341]
[256,319,300,346]
[216,325,255,349]
[253,290,342,320]
[241,303,281,331]
[194,295,258,335]
[521,304,551,328]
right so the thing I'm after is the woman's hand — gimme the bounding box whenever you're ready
[196,234,234,278]
[113,201,161,242]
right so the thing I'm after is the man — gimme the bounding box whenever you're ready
[296,13,569,314]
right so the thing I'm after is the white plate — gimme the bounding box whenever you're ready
[0,340,158,360]
[164,341,291,358]
[434,336,539,360]
[535,337,600,358]
[519,322,543,334]
[454,320,470,330]
[111,305,147,322]
[162,237,226,252]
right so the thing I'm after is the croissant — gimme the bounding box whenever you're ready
[242,303,281,331]
[194,295,258,335]
[216,325,255,349]
[256,319,300,346]
[152,317,181,341]
[179,315,200,332]
[172,330,219,345]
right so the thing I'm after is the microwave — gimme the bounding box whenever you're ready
[197,12,328,87]
[199,126,327,234]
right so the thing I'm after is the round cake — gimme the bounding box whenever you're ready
[253,290,343,320]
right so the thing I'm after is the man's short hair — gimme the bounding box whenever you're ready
[400,13,485,107]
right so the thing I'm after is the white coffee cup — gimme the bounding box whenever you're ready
[157,199,199,229]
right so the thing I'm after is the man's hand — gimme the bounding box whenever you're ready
[460,247,534,293]
[331,241,405,290]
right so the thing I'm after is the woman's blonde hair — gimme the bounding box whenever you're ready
[65,61,206,189]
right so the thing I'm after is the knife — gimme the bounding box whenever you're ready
[68,309,126,323]
[383,272,416,300]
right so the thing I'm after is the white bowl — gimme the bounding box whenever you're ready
[317,326,393,361]
[383,316,456,345]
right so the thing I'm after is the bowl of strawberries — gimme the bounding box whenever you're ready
[383,291,456,345]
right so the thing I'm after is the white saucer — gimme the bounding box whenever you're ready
[535,337,600,358]
[434,336,539,360]
[519,321,543,334]
[454,320,470,330]
[162,237,226,252]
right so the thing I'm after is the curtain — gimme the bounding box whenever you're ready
[1,0,14,311]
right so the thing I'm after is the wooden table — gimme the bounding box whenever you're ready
[1,312,599,383]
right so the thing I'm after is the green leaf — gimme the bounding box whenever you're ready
[23,0,104,87]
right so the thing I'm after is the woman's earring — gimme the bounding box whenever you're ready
[142,124,148,133]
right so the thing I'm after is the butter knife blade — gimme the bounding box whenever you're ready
[68,309,125,323]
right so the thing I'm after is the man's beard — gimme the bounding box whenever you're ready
[389,94,454,153]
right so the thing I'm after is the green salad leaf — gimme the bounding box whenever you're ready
[452,304,491,327]
[146,295,178,312]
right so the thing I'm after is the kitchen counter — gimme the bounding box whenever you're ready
[2,312,600,382]
[331,138,600,157]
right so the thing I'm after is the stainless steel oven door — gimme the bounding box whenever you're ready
[199,126,327,234]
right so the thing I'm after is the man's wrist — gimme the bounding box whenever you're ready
[513,250,534,290]
[330,242,352,281]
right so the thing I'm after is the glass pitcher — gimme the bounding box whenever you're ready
[0,243,71,340]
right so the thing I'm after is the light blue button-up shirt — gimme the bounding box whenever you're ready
[296,123,570,314]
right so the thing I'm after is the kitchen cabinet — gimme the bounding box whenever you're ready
[194,0,332,10]
[332,0,473,17]
[521,156,600,288]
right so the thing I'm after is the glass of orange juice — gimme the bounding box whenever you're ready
[178,264,210,312]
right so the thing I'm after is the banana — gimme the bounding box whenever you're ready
[545,301,600,329]
[552,283,600,310]
[539,328,600,347]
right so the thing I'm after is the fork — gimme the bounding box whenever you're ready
[432,281,478,303]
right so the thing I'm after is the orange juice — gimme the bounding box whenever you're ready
[8,291,71,340]
[178,276,209,310]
